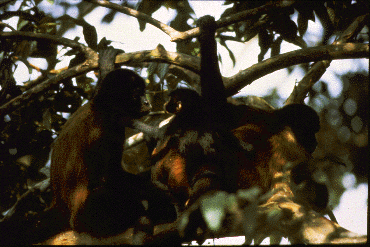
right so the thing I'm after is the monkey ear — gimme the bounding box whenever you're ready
[176,101,182,113]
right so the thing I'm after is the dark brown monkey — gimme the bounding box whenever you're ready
[0,48,157,245]
[50,57,152,238]
[50,49,176,241]
[148,15,323,217]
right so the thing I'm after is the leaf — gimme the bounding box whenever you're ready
[220,7,235,19]
[297,13,308,37]
[17,19,29,30]
[82,21,97,51]
[218,53,222,64]
[219,38,236,67]
[42,109,52,130]
[157,63,169,83]
[200,191,228,232]
[258,30,272,62]
[102,10,115,23]
[278,19,298,42]
[69,52,86,68]
[97,37,113,52]
[64,48,79,57]
[147,62,158,77]
[137,0,164,31]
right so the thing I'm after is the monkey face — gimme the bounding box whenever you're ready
[93,69,151,119]
[130,85,151,118]
[165,88,200,114]
[165,97,182,114]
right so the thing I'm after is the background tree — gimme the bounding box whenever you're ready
[0,0,368,244]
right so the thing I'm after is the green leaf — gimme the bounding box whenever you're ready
[82,21,97,51]
[297,13,308,37]
[200,191,228,232]
[219,38,236,67]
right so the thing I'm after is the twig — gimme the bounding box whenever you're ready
[0,59,98,117]
[0,31,90,51]
[84,0,182,41]
[124,116,174,149]
[0,21,16,31]
[87,0,295,42]
[174,0,296,42]
[1,178,50,222]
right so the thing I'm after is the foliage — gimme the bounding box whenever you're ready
[0,0,368,244]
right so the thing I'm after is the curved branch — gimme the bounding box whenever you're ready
[285,13,369,105]
[85,0,183,40]
[0,60,97,117]
[1,178,50,222]
[224,43,369,97]
[0,21,16,31]
[115,43,369,98]
[86,0,295,42]
[0,43,195,116]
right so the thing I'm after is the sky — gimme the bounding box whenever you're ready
[4,0,368,243]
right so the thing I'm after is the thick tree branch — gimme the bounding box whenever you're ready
[285,14,369,105]
[224,43,369,97]
[116,43,368,98]
[115,44,199,74]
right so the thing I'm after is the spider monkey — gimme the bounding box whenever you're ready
[144,15,325,218]
[49,47,155,238]
[0,48,170,245]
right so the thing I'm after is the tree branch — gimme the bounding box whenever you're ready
[224,43,369,97]
[0,21,16,31]
[86,0,295,42]
[1,32,367,117]
[117,43,368,98]
[0,60,97,117]
[285,13,369,105]
[1,179,50,222]
[115,44,199,74]
[174,0,296,42]
[85,0,183,40]
[0,31,91,52]
[7,42,360,148]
